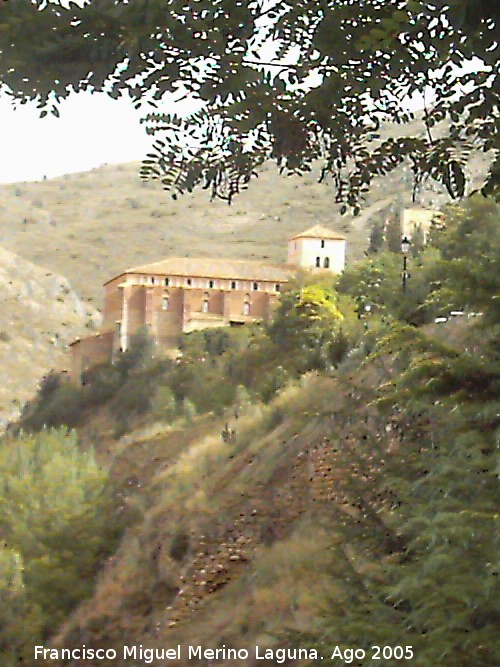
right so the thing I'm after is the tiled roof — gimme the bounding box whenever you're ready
[289,225,346,241]
[119,257,294,282]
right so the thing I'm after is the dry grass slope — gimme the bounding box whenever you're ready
[1,123,475,307]
[0,117,489,424]
[49,370,394,665]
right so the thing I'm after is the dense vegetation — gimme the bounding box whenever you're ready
[19,278,357,434]
[299,199,500,666]
[4,195,499,664]
[0,430,125,666]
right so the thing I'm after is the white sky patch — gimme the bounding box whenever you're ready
[0,91,156,183]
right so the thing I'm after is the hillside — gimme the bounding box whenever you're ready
[48,372,381,662]
[0,145,438,424]
[2,194,498,667]
[0,246,99,427]
[0,140,464,307]
[36,317,498,666]
[0,113,491,425]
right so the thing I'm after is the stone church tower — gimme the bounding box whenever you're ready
[287,225,346,274]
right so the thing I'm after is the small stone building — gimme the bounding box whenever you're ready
[69,225,346,383]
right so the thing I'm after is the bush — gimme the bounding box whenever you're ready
[169,529,190,562]
[0,430,122,650]
[151,385,178,422]
[233,384,251,417]
[112,374,156,421]
[256,366,290,403]
[182,398,197,423]
[37,370,61,401]
[114,327,155,380]
[22,382,84,431]
[0,546,43,666]
[82,363,122,406]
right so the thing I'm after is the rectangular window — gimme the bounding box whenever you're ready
[162,297,169,311]
[275,284,281,292]
[315,257,321,267]
[321,240,325,248]
[231,281,237,289]
[187,278,192,286]
[253,282,258,291]
[164,277,169,286]
[208,279,214,288]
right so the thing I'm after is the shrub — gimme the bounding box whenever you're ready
[151,385,178,422]
[169,529,190,562]
[114,327,155,380]
[0,546,43,667]
[82,363,122,406]
[233,384,251,417]
[256,366,290,403]
[0,430,122,643]
[37,370,61,400]
[22,383,84,431]
[182,398,197,423]
[112,374,156,421]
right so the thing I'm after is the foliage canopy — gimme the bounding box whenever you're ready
[0,429,123,664]
[0,0,498,206]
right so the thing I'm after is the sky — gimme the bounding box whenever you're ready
[0,92,157,184]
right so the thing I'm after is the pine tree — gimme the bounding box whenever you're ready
[385,214,403,253]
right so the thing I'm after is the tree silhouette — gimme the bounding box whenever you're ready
[0,0,497,206]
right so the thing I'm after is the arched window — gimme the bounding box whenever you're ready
[324,257,330,268]
[187,278,192,286]
[315,257,321,267]
[162,296,169,311]
[321,240,325,248]
[208,279,214,288]
[231,281,237,289]
[253,282,258,291]
[151,276,155,284]
[164,277,169,286]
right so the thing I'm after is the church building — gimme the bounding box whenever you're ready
[69,225,346,383]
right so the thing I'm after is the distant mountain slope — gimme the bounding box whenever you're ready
[0,246,99,427]
[0,118,489,422]
[0,153,464,306]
